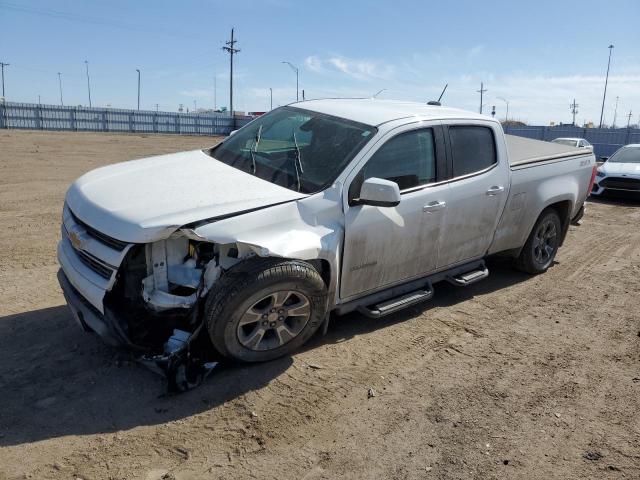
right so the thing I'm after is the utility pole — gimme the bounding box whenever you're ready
[136,69,141,110]
[627,110,633,129]
[57,72,63,106]
[38,94,41,104]
[599,44,614,128]
[613,96,619,128]
[477,82,487,114]
[155,103,159,112]
[281,61,299,101]
[269,87,273,110]
[0,62,9,98]
[569,99,579,126]
[84,60,92,107]
[302,89,305,101]
[222,27,240,120]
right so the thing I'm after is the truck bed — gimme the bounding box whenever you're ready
[506,134,589,167]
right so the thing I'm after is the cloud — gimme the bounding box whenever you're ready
[304,55,323,73]
[303,54,394,82]
[468,45,485,57]
[326,56,394,81]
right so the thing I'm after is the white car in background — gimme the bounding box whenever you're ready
[551,137,592,150]
[592,144,640,196]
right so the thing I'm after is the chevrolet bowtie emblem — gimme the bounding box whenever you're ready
[68,229,83,250]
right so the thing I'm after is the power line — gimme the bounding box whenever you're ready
[222,27,240,121]
[0,1,204,40]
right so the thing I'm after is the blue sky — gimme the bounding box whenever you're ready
[2,0,640,124]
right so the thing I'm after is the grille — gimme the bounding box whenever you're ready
[75,249,114,279]
[600,177,640,191]
[70,211,129,250]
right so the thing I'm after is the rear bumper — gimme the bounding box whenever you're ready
[57,269,129,347]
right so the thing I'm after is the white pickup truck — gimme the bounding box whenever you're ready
[57,99,597,387]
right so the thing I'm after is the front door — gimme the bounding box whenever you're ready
[341,125,449,299]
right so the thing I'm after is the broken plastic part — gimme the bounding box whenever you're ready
[142,274,197,310]
[164,329,191,354]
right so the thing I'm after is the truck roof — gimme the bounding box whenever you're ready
[294,98,494,126]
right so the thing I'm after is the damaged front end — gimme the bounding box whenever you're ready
[58,207,254,391]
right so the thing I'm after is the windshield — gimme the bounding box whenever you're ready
[608,146,640,164]
[207,106,376,194]
[552,139,578,147]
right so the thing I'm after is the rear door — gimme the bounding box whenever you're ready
[436,123,509,268]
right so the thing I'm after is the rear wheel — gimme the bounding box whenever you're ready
[516,209,562,274]
[204,258,328,362]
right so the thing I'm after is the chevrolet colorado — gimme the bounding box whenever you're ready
[57,99,597,387]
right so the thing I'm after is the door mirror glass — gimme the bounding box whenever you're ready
[357,177,401,207]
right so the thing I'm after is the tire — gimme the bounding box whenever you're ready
[204,258,328,362]
[516,209,562,274]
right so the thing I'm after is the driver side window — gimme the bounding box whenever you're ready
[363,128,436,190]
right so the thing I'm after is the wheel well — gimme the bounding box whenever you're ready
[306,259,331,288]
[543,200,572,245]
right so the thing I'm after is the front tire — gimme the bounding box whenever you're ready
[516,209,562,274]
[204,258,328,362]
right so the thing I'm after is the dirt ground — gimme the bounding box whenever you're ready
[1,129,639,480]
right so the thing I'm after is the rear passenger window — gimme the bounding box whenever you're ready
[363,128,436,190]
[449,126,497,177]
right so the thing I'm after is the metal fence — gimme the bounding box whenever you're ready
[503,124,640,158]
[0,101,253,136]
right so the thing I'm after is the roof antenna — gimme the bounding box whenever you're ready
[372,88,387,99]
[427,83,448,106]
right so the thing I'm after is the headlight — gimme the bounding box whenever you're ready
[596,170,606,178]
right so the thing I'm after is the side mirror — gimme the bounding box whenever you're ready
[356,177,401,207]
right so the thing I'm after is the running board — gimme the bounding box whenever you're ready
[445,264,489,287]
[357,286,434,318]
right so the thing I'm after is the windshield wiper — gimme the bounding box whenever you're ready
[292,132,304,192]
[249,125,263,174]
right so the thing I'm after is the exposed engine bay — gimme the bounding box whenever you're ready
[104,236,256,392]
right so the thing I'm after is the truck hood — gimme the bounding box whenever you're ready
[601,162,640,176]
[65,149,307,243]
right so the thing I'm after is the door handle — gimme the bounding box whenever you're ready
[486,185,505,196]
[423,201,446,212]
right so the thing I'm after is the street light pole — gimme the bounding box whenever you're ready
[281,61,299,101]
[0,62,9,98]
[497,96,509,123]
[84,60,92,107]
[599,44,614,128]
[136,69,140,110]
[269,87,273,110]
[613,96,619,128]
[57,72,63,106]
